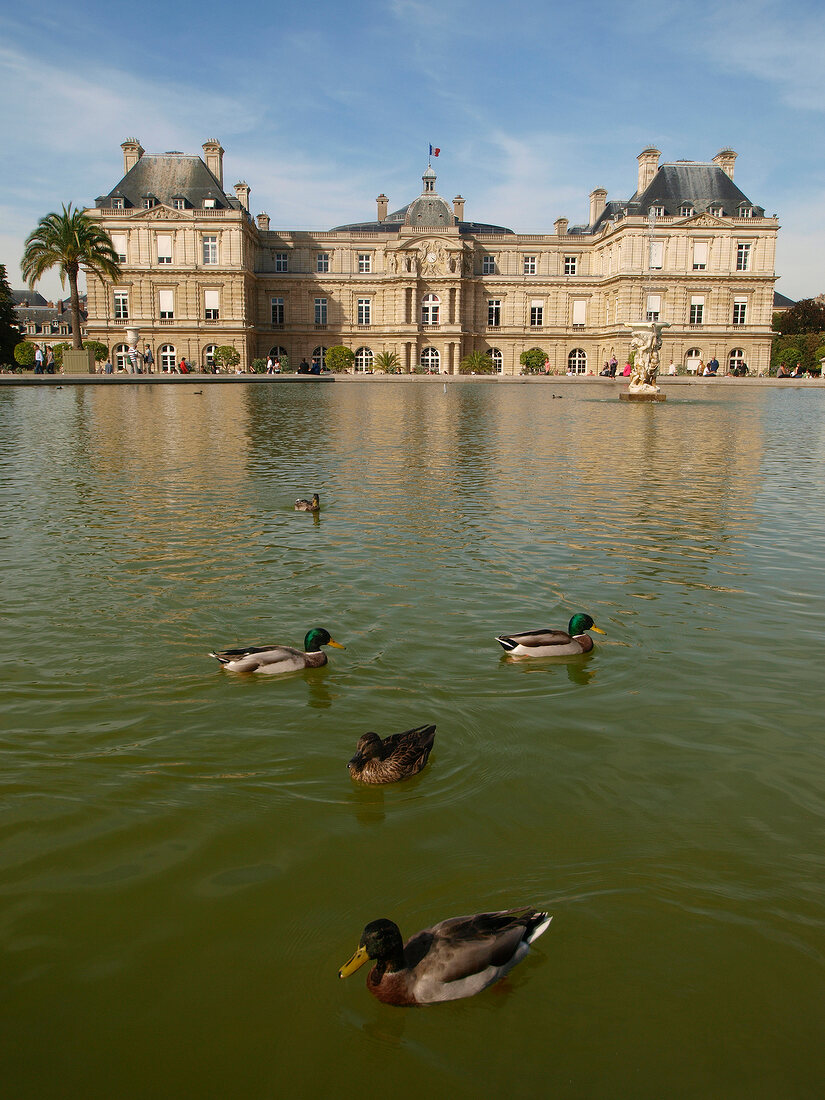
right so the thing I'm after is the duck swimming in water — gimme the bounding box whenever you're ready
[209,627,344,673]
[496,613,605,657]
[347,724,436,784]
[295,493,320,512]
[339,907,552,1005]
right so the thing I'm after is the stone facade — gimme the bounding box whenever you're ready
[84,141,778,375]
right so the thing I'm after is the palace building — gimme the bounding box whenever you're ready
[84,139,778,375]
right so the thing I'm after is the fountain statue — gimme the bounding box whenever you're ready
[621,320,670,401]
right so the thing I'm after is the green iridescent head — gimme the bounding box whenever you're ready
[303,628,345,652]
[568,613,606,636]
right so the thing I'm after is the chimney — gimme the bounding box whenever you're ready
[234,180,250,211]
[256,212,270,231]
[453,195,465,220]
[712,148,737,180]
[589,187,607,226]
[636,147,661,194]
[376,194,389,221]
[202,139,225,188]
[121,138,144,174]
[554,216,569,237]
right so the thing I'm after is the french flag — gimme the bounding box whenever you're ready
[429,144,440,157]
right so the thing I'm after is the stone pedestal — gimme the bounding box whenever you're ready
[62,348,95,374]
[620,391,667,402]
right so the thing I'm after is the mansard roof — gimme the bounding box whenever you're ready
[95,154,243,211]
[589,161,764,233]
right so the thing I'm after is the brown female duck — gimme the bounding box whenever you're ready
[347,724,436,784]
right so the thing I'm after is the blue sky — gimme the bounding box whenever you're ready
[2,0,823,300]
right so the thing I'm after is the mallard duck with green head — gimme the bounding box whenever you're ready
[496,613,605,657]
[209,627,344,673]
[339,907,551,1006]
[347,724,436,785]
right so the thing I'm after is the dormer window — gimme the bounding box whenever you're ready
[142,196,157,209]
[203,198,217,209]
[709,206,724,217]
[649,205,665,218]
[739,206,753,218]
[112,197,124,209]
[680,204,694,217]
[172,197,186,210]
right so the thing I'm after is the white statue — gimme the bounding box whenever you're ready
[624,320,670,393]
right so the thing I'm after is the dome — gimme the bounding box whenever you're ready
[404,194,455,228]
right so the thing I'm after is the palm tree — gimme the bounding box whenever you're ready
[21,204,121,349]
[459,350,495,375]
[374,350,401,373]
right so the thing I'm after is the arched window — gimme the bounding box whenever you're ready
[113,343,130,370]
[355,346,373,372]
[312,346,327,370]
[420,347,440,373]
[568,348,587,374]
[728,348,746,373]
[685,347,702,374]
[421,294,440,324]
[159,344,176,372]
[486,347,503,374]
[203,344,218,369]
[268,345,288,360]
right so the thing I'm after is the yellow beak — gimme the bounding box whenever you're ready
[591,626,606,635]
[339,944,369,978]
[327,640,346,649]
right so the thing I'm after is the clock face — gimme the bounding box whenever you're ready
[426,252,437,263]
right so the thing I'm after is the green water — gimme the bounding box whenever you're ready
[1,382,824,1098]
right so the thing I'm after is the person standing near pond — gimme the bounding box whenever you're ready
[45,347,55,373]
[34,345,43,373]
[143,346,154,373]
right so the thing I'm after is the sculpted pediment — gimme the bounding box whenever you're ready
[685,212,725,228]
[133,204,190,220]
[388,238,462,275]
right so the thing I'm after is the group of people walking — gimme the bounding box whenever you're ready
[33,345,55,373]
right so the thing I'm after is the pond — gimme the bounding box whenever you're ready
[1,382,824,1098]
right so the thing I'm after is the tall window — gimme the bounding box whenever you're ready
[568,348,587,374]
[689,296,704,324]
[114,291,128,320]
[113,343,129,369]
[685,348,702,372]
[271,297,284,325]
[693,241,708,270]
[355,346,373,372]
[420,347,440,372]
[530,301,543,327]
[649,240,664,269]
[482,255,496,275]
[728,348,746,373]
[158,289,174,319]
[204,344,217,368]
[572,300,587,328]
[317,252,329,273]
[275,252,288,272]
[156,235,172,264]
[314,298,327,325]
[203,236,218,265]
[564,255,578,275]
[357,298,371,325]
[646,294,661,322]
[159,344,176,371]
[421,294,440,324]
[204,290,220,320]
[487,299,501,326]
[732,298,747,325]
[111,234,127,263]
[357,253,371,274]
[487,348,503,374]
[312,346,327,369]
[523,255,537,275]
[736,243,751,271]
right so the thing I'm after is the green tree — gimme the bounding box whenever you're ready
[459,350,495,374]
[772,298,825,336]
[51,342,72,369]
[519,347,548,374]
[325,345,355,373]
[21,204,121,350]
[14,341,35,368]
[0,264,21,365]
[213,345,241,371]
[373,350,400,373]
[83,339,108,363]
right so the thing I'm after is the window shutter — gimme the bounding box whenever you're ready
[111,233,127,258]
[159,289,174,312]
[157,234,172,258]
[572,300,586,325]
[646,294,661,314]
[693,241,708,266]
[204,290,219,309]
[690,295,704,306]
[649,240,664,268]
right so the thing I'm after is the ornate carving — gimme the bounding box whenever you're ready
[624,320,671,393]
